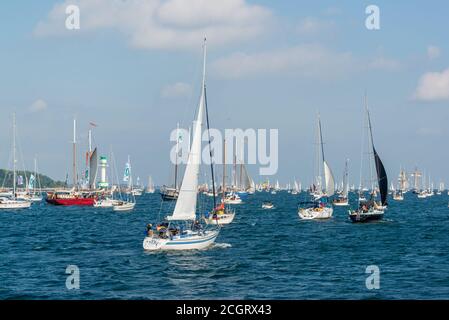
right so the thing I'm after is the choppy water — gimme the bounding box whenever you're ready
[1,191,449,299]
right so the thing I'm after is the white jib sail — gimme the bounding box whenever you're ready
[168,40,207,221]
[323,160,335,197]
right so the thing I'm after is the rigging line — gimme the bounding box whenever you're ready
[204,85,216,209]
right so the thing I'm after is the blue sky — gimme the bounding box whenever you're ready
[1,0,449,187]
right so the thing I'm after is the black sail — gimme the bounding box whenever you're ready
[373,146,388,205]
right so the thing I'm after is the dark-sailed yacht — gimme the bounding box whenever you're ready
[349,97,388,223]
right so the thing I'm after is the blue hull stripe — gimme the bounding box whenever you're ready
[165,234,217,245]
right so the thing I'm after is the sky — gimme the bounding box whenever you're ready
[1,0,449,187]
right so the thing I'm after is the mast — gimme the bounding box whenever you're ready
[73,119,77,189]
[223,138,226,202]
[233,144,237,190]
[174,122,179,190]
[128,155,132,190]
[365,94,375,193]
[318,114,324,193]
[33,157,37,194]
[366,101,388,205]
[318,114,325,163]
[343,158,349,197]
[12,113,17,199]
[203,38,217,208]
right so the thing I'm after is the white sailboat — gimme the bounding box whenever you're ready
[291,180,300,195]
[143,38,220,250]
[113,156,136,211]
[299,114,334,220]
[437,181,444,195]
[393,167,406,201]
[205,138,235,225]
[132,176,144,196]
[0,114,31,210]
[160,123,181,201]
[146,176,155,194]
[333,159,349,206]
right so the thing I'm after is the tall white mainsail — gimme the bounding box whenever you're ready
[168,39,207,221]
[318,114,334,197]
[323,160,335,196]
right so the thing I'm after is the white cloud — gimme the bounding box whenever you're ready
[161,82,192,98]
[34,0,272,50]
[427,45,441,60]
[296,17,335,35]
[414,68,449,101]
[29,99,48,113]
[211,44,354,79]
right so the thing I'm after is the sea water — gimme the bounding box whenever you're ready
[0,191,448,299]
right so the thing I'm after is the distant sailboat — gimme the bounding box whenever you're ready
[349,97,388,222]
[291,180,300,195]
[46,119,98,206]
[298,114,334,220]
[160,123,181,201]
[393,167,406,201]
[132,176,144,196]
[333,159,349,206]
[205,138,235,225]
[0,114,32,210]
[113,156,136,211]
[146,176,155,194]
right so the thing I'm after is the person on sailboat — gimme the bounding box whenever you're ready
[192,220,203,231]
[146,224,154,237]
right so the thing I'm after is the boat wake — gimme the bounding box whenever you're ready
[212,243,232,249]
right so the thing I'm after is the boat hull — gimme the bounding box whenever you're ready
[143,230,219,251]
[333,199,349,206]
[349,210,384,223]
[298,207,333,220]
[205,213,235,225]
[160,189,179,201]
[0,200,32,209]
[113,202,135,211]
[46,198,96,206]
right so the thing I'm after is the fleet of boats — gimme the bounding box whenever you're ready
[2,38,448,253]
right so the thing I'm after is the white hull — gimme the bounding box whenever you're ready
[143,230,219,251]
[298,207,333,220]
[224,199,242,204]
[333,198,349,206]
[262,204,274,209]
[113,202,136,211]
[16,195,42,202]
[205,213,235,225]
[131,189,143,196]
[0,199,32,209]
[94,198,120,208]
